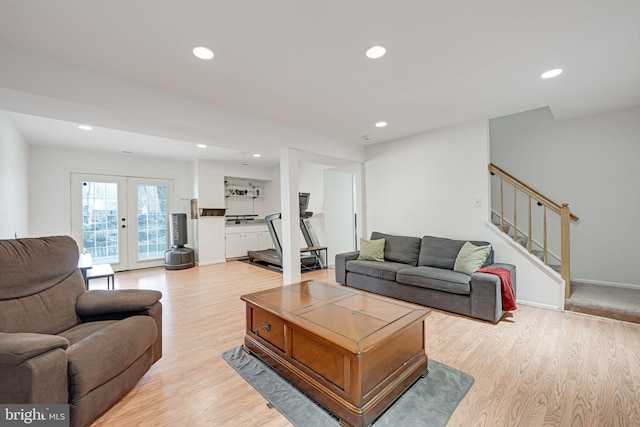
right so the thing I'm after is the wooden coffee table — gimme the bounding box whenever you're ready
[241,280,430,427]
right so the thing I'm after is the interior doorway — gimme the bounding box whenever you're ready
[71,173,174,271]
[323,169,357,265]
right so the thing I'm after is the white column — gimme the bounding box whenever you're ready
[280,148,301,285]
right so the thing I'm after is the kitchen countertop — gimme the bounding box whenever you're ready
[225,220,267,231]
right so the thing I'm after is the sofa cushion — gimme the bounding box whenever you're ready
[453,241,492,275]
[346,260,409,281]
[419,236,494,269]
[65,316,157,399]
[357,238,385,261]
[396,266,471,295]
[370,232,422,266]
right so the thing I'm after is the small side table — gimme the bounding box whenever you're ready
[86,264,115,290]
[300,246,328,269]
[78,253,93,289]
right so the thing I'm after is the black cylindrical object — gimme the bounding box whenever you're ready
[171,213,188,246]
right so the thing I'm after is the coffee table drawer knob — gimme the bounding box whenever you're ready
[262,321,271,332]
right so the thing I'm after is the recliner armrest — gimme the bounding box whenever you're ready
[335,251,360,284]
[76,289,162,317]
[0,332,69,366]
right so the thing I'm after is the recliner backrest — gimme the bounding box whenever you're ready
[0,236,85,334]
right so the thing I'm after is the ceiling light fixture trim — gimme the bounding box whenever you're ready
[366,45,386,59]
[541,68,563,79]
[193,46,214,60]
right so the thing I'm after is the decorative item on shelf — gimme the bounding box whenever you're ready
[190,199,198,219]
[224,176,266,198]
[199,208,226,217]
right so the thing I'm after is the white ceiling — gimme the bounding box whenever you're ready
[0,1,639,164]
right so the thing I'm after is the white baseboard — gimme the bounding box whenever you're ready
[516,299,563,312]
[196,259,226,266]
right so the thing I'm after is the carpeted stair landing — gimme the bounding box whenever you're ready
[565,282,640,324]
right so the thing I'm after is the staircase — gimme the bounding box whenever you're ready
[489,164,578,297]
[490,164,640,324]
[564,282,640,324]
[490,212,562,274]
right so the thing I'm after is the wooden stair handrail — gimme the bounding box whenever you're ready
[489,164,579,221]
[490,163,577,299]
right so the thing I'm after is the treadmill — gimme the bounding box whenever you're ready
[247,193,322,271]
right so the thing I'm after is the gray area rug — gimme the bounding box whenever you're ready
[222,345,474,426]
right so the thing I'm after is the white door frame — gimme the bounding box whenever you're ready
[71,173,173,271]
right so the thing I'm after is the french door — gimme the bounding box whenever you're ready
[71,173,174,271]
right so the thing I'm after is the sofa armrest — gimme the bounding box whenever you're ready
[470,263,516,323]
[489,263,517,294]
[0,332,69,366]
[469,273,502,323]
[335,251,360,284]
[76,289,162,317]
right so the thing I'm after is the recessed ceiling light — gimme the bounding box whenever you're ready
[193,46,214,60]
[78,125,93,131]
[375,121,387,128]
[252,153,262,158]
[366,46,386,59]
[541,68,563,79]
[196,144,207,148]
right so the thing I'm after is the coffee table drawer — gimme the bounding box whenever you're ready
[291,329,346,390]
[249,306,285,351]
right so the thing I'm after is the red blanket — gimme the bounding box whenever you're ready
[476,267,517,311]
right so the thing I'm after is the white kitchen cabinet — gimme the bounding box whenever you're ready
[225,225,269,259]
[257,231,273,251]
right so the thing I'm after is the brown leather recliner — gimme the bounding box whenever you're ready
[0,236,162,427]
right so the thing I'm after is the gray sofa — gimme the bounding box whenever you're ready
[335,232,516,323]
[0,236,162,427]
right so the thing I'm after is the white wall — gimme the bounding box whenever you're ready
[365,120,564,310]
[323,170,356,265]
[490,106,640,288]
[366,121,490,239]
[0,112,29,238]
[298,162,329,214]
[194,159,274,265]
[28,146,193,240]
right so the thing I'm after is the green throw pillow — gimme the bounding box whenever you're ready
[453,241,492,275]
[358,238,385,262]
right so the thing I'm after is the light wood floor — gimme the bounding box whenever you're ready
[89,262,640,427]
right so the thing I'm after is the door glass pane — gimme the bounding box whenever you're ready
[82,181,119,264]
[137,184,168,260]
